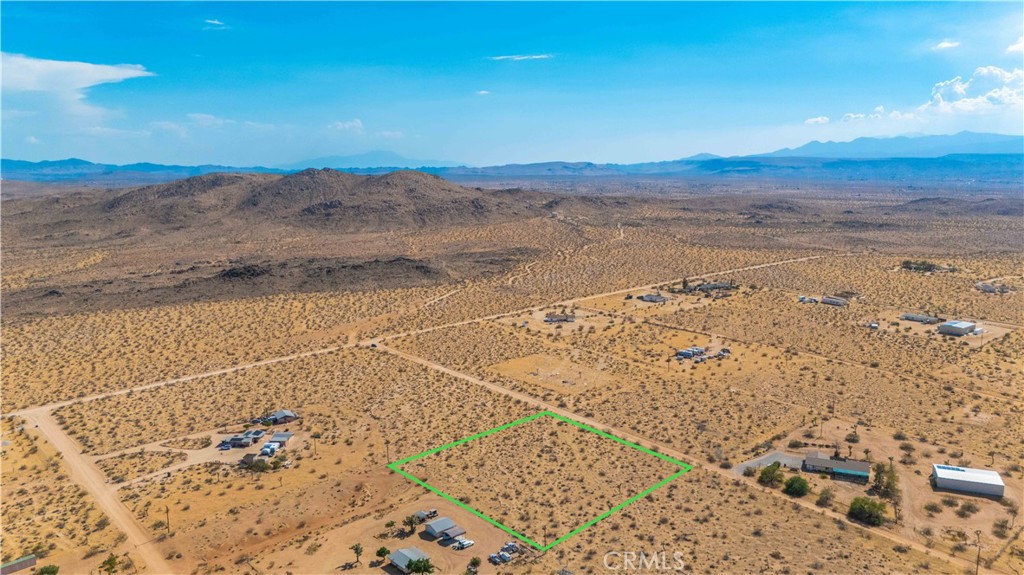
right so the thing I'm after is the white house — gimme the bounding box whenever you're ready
[931,464,1004,497]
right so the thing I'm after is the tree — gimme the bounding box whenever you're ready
[406,557,436,574]
[783,476,810,497]
[848,497,887,526]
[403,514,419,534]
[469,557,482,568]
[38,567,59,575]
[757,462,784,487]
[100,554,118,575]
[350,543,363,565]
[376,547,390,561]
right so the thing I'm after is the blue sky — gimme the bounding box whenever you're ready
[2,2,1022,166]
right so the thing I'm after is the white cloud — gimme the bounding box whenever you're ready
[476,90,491,95]
[187,112,228,127]
[803,116,829,125]
[327,119,364,133]
[25,135,40,145]
[931,39,960,51]
[1008,36,1024,53]
[488,54,553,61]
[841,113,866,122]
[377,130,404,139]
[919,65,1023,115]
[869,105,885,119]
[152,121,189,138]
[1,52,153,118]
[203,18,229,30]
[889,110,917,121]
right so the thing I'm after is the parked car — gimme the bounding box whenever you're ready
[453,539,475,550]
[218,443,232,451]
[488,554,501,565]
[502,542,519,553]
[498,551,512,562]
[425,509,438,518]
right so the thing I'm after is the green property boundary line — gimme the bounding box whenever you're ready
[387,410,692,551]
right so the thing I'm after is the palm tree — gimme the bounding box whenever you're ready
[350,543,363,565]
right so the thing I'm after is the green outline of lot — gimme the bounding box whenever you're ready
[387,410,692,551]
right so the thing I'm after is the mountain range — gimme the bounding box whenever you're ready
[3,131,1021,186]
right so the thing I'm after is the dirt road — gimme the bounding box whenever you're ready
[20,410,173,574]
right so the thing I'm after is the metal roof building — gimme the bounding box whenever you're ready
[802,452,871,483]
[424,517,457,538]
[938,320,976,336]
[388,547,430,574]
[931,464,1005,497]
[901,313,941,324]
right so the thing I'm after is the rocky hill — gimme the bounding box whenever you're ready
[86,169,554,231]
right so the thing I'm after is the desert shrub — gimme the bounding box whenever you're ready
[923,502,943,514]
[848,497,886,526]
[956,501,980,518]
[816,487,835,507]
[783,476,810,497]
[844,432,860,444]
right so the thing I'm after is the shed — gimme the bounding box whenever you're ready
[931,464,1004,497]
[424,517,457,538]
[388,547,430,574]
[441,525,467,539]
[938,321,976,336]
[270,432,294,446]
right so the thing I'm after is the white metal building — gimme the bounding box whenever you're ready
[938,321,977,336]
[930,464,1004,497]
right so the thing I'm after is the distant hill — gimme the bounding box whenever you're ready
[3,132,1021,187]
[0,158,285,186]
[760,131,1023,158]
[280,151,461,170]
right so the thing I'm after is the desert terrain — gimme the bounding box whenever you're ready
[2,170,1022,574]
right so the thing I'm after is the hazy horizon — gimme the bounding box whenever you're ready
[2,2,1022,167]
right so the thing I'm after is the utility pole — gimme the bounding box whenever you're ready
[164,505,170,533]
[974,529,982,575]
